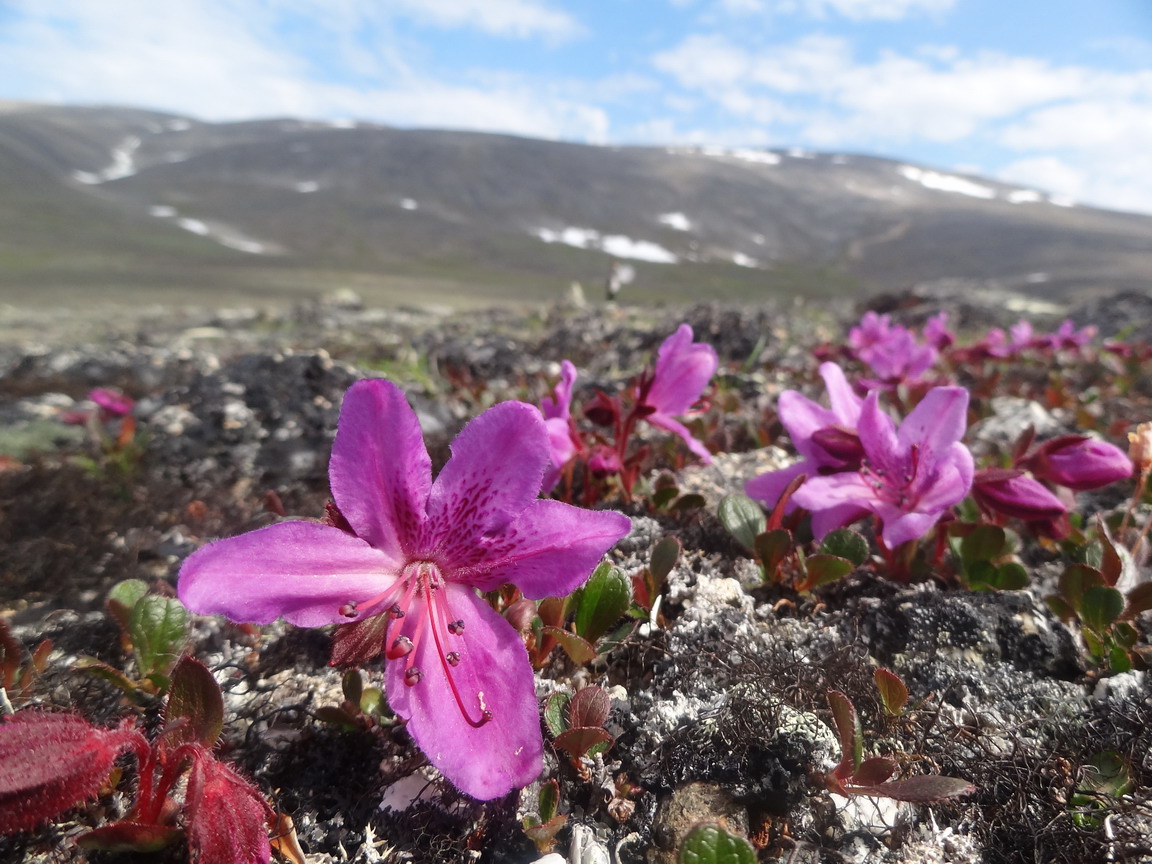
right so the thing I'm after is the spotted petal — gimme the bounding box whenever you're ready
[456,500,631,597]
[178,522,399,628]
[419,401,549,561]
[384,584,542,800]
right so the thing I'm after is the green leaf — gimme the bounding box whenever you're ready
[544,691,571,737]
[995,562,1030,590]
[1109,645,1133,674]
[650,486,679,510]
[129,595,188,681]
[1082,627,1106,658]
[804,554,853,587]
[542,626,598,665]
[1046,595,1076,622]
[105,579,149,637]
[650,536,681,586]
[874,668,909,717]
[1059,564,1106,610]
[826,689,862,779]
[359,686,385,718]
[342,669,363,707]
[314,705,360,730]
[820,529,869,566]
[1081,586,1124,632]
[573,562,632,644]
[960,525,1006,566]
[671,493,707,512]
[164,656,224,748]
[678,824,756,864]
[1080,751,1135,797]
[73,655,147,702]
[539,779,560,822]
[754,529,793,577]
[717,493,766,554]
[965,560,999,590]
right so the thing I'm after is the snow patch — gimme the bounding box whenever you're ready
[295,181,319,193]
[658,211,691,231]
[149,205,176,218]
[164,152,188,163]
[701,146,781,166]
[329,118,358,129]
[177,217,210,236]
[1049,195,1076,208]
[898,165,996,200]
[400,198,418,210]
[787,148,814,159]
[831,155,849,165]
[534,226,678,263]
[1024,272,1050,283]
[219,237,267,254]
[732,252,759,268]
[71,135,140,185]
[167,119,192,132]
[1007,189,1043,204]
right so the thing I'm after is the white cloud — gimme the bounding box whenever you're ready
[387,0,581,39]
[0,0,604,141]
[800,0,955,20]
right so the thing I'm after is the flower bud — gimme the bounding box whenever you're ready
[972,468,1067,521]
[1023,435,1133,491]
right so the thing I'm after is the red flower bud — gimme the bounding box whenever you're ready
[184,750,272,864]
[972,468,1067,521]
[0,712,145,835]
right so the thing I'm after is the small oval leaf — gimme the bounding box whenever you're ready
[820,529,870,567]
[573,563,632,645]
[679,824,756,864]
[718,493,767,554]
[1081,586,1124,632]
[164,656,224,748]
[873,668,909,717]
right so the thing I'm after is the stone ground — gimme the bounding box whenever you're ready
[2,290,1152,864]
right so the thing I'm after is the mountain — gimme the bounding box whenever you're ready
[2,102,1151,310]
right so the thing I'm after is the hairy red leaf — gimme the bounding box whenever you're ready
[185,751,273,864]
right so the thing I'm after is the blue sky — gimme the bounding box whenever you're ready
[1,0,1150,212]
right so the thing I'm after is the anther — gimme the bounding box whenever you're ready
[404,667,423,685]
[446,651,461,667]
[388,604,405,619]
[387,636,414,659]
[339,602,358,618]
[448,619,465,635]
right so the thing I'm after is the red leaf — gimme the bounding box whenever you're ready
[568,686,611,729]
[0,712,145,835]
[185,752,273,864]
[847,774,976,802]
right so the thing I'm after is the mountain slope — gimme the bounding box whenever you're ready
[1,103,1150,309]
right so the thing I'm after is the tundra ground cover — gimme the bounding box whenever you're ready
[2,296,1152,863]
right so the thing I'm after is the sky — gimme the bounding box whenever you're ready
[1,0,1151,213]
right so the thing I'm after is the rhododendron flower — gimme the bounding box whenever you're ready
[1041,319,1097,351]
[90,387,135,418]
[792,387,974,547]
[540,360,579,492]
[179,380,630,800]
[848,312,936,385]
[1020,435,1132,491]
[923,312,954,350]
[745,362,868,536]
[637,324,718,462]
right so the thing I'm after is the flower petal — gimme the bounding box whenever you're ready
[914,443,974,513]
[329,379,431,559]
[818,362,863,426]
[646,324,718,416]
[810,503,870,540]
[880,511,943,547]
[777,391,838,461]
[455,500,631,598]
[385,585,542,800]
[745,460,812,510]
[792,472,877,508]
[541,360,577,421]
[178,522,398,627]
[646,412,712,463]
[857,391,904,479]
[419,401,549,561]
[898,387,969,469]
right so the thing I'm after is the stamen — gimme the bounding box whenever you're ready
[387,636,413,659]
[389,604,405,619]
[448,619,465,635]
[339,602,358,618]
[423,581,491,728]
[404,668,423,685]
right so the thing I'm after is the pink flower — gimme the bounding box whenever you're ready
[792,387,974,547]
[539,360,579,492]
[745,362,869,537]
[971,468,1068,521]
[637,324,718,462]
[178,380,630,800]
[90,388,135,418]
[848,312,936,386]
